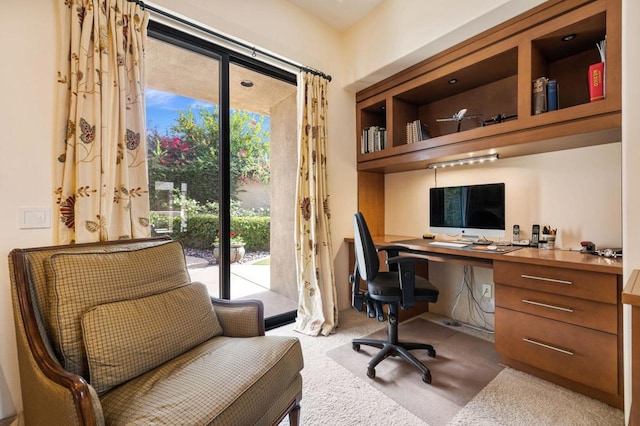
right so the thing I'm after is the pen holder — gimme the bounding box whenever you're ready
[540,234,556,249]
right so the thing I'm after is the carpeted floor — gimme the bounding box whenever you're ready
[269,309,624,425]
[327,319,503,424]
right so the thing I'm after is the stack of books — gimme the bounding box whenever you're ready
[361,126,386,153]
[532,77,558,114]
[405,119,430,144]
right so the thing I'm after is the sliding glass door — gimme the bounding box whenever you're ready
[145,22,298,326]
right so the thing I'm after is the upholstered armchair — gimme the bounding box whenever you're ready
[9,237,303,425]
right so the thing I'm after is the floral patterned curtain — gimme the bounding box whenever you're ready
[294,72,338,336]
[54,0,150,244]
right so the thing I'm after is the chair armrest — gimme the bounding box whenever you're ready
[210,297,265,337]
[386,255,429,309]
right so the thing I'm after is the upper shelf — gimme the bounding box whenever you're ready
[355,0,621,173]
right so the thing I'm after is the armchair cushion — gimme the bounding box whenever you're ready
[100,335,303,425]
[46,241,190,378]
[82,282,222,394]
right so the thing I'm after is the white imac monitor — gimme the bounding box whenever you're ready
[429,183,506,240]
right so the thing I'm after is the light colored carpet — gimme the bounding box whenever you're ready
[269,309,624,425]
[327,319,503,424]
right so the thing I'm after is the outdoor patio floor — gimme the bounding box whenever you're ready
[186,255,297,318]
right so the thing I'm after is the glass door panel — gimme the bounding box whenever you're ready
[145,37,222,297]
[145,31,298,325]
[229,63,297,319]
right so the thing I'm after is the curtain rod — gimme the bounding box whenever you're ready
[128,0,332,81]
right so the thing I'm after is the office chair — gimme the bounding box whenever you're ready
[350,212,440,383]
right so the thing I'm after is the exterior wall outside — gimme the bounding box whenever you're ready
[236,182,269,211]
[270,92,298,302]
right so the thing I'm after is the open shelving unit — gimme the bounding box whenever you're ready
[355,0,621,235]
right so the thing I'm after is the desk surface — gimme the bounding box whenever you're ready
[346,235,622,275]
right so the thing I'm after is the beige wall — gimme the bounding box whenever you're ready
[385,143,622,326]
[1,0,635,421]
[1,0,57,419]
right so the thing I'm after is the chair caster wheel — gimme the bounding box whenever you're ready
[422,371,432,384]
[367,367,376,379]
[427,348,436,358]
[352,343,360,352]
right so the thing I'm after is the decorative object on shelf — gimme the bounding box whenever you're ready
[481,113,517,126]
[436,108,482,132]
[212,231,246,263]
[589,38,606,102]
[426,153,498,169]
[532,76,549,114]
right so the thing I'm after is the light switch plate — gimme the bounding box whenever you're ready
[19,207,51,229]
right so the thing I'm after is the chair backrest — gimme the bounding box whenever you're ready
[353,212,379,282]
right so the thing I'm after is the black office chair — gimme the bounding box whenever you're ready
[350,212,440,383]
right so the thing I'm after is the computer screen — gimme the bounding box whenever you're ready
[429,183,505,239]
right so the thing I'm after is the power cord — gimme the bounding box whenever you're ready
[447,265,495,333]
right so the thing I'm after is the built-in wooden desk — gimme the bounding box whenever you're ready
[345,236,623,408]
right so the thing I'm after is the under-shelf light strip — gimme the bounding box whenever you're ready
[426,154,499,169]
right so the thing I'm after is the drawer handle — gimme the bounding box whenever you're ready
[523,338,574,356]
[521,299,574,313]
[521,274,572,285]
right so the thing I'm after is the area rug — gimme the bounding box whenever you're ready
[327,318,503,425]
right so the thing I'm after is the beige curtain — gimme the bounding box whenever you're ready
[294,72,338,336]
[55,0,150,244]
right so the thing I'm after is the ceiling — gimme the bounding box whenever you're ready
[146,38,297,117]
[285,0,385,31]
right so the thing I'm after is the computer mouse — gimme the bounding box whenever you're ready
[487,245,498,250]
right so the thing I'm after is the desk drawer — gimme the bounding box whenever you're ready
[494,261,617,303]
[496,284,618,334]
[496,308,618,394]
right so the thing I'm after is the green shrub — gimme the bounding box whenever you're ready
[152,213,270,252]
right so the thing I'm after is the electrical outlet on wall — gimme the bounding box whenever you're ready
[481,284,492,299]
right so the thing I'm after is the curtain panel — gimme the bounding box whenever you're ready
[55,0,150,244]
[294,72,338,336]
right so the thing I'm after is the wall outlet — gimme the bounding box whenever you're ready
[481,284,492,298]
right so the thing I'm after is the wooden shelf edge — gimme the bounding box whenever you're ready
[358,116,621,173]
[622,269,640,306]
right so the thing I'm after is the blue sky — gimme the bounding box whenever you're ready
[145,88,270,135]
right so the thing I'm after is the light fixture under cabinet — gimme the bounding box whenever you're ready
[426,154,499,169]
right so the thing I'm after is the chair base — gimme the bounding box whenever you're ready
[352,305,436,384]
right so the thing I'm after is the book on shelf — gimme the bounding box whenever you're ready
[547,79,558,111]
[405,119,430,144]
[361,126,386,154]
[532,76,548,115]
[589,38,606,102]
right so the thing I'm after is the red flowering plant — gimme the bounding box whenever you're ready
[213,230,244,245]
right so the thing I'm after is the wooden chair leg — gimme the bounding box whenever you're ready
[288,401,301,426]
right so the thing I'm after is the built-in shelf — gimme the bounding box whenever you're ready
[355,0,621,174]
[354,0,621,250]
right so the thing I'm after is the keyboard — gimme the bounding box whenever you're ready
[428,241,469,248]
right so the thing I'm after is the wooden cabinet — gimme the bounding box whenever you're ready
[494,260,623,408]
[622,270,640,424]
[355,0,621,227]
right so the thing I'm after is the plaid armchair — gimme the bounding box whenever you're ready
[9,237,302,425]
